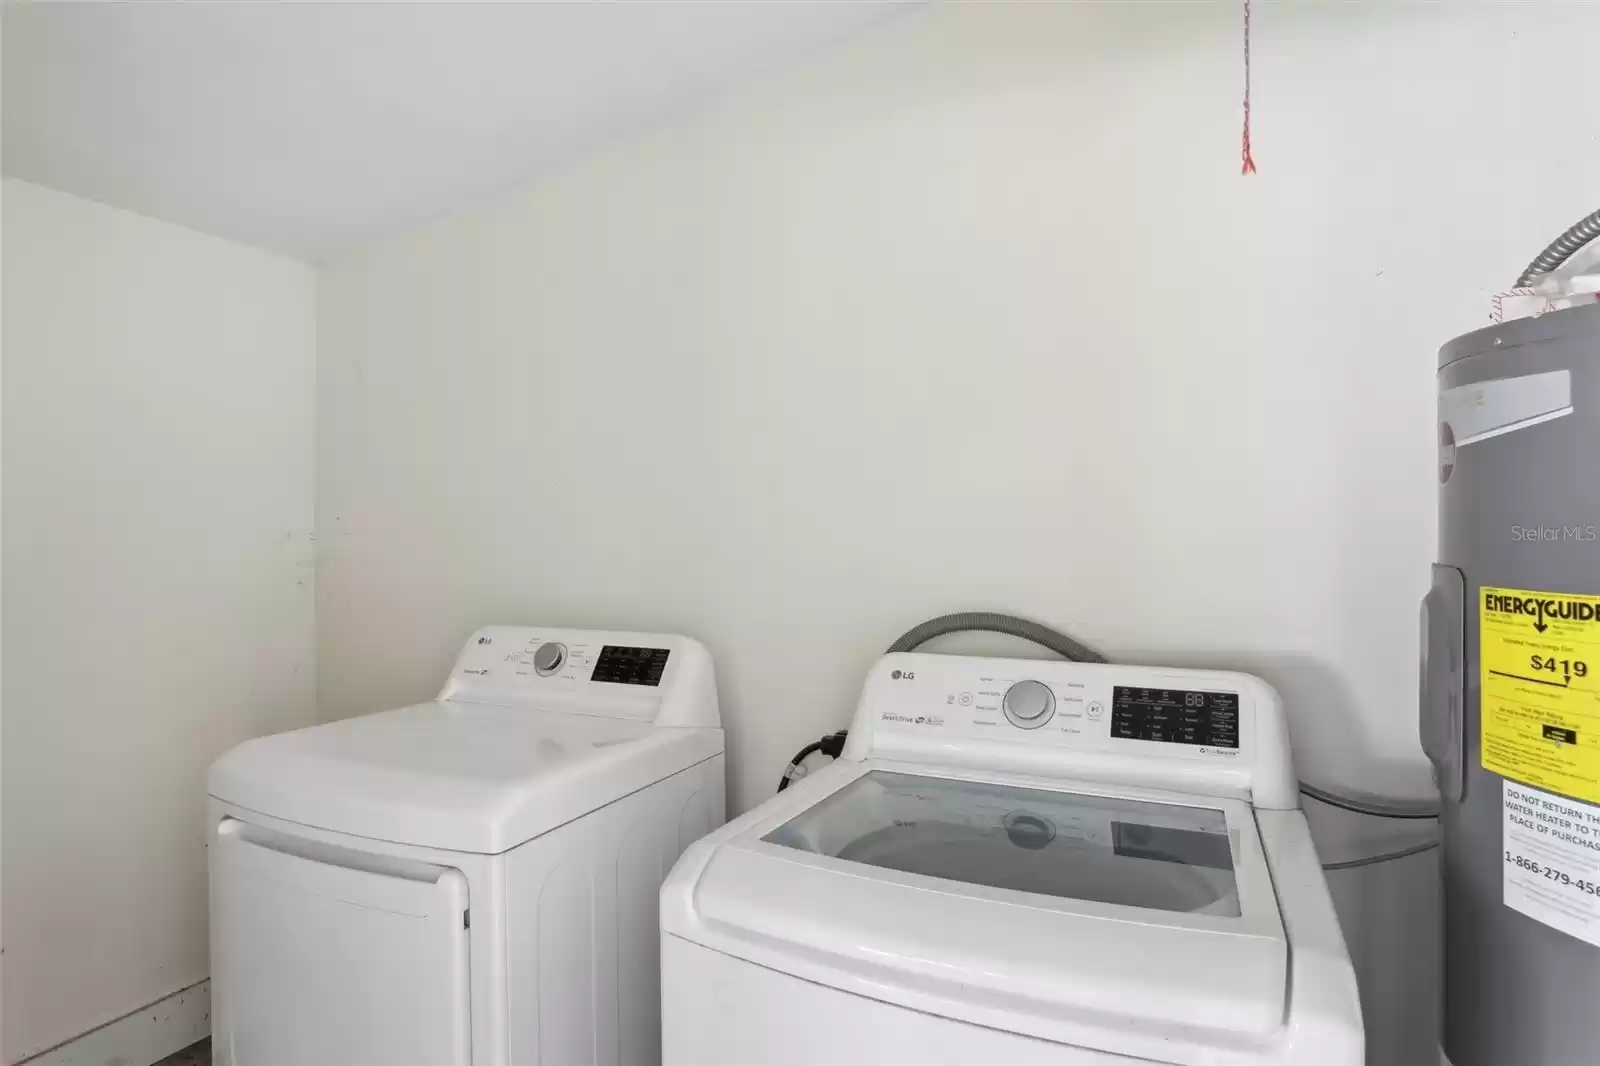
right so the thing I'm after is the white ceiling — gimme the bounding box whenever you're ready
[3,2,910,260]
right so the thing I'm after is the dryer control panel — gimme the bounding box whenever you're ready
[436,626,719,728]
[842,654,1297,809]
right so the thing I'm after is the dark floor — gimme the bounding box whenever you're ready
[154,1038,210,1066]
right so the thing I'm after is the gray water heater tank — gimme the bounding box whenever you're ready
[1424,301,1600,1066]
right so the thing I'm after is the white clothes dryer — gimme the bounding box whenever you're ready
[209,627,723,1066]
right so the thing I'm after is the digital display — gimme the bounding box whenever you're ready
[591,645,670,687]
[1111,686,1239,749]
[1112,821,1235,870]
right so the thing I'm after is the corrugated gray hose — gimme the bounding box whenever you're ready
[885,611,1108,663]
[1515,206,1600,288]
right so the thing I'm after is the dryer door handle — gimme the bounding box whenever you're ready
[216,816,460,908]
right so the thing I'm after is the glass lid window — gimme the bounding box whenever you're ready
[763,771,1240,918]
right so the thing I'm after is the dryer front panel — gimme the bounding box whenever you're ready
[211,817,472,1066]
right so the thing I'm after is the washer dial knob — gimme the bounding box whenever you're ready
[533,642,567,676]
[1003,680,1056,729]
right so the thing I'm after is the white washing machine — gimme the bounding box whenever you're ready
[661,652,1363,1066]
[208,626,724,1066]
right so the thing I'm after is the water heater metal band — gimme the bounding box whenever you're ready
[1426,302,1600,1066]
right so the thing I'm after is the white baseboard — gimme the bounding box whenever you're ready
[20,981,209,1066]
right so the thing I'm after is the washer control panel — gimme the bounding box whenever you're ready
[852,652,1295,807]
[863,657,1261,761]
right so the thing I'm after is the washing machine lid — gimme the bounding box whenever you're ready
[668,761,1289,1044]
[208,700,722,854]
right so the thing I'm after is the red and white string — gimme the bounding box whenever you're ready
[1241,0,1257,175]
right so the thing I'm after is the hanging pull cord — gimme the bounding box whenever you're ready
[1241,0,1258,175]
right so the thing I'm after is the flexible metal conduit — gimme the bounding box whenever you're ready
[1515,207,1600,288]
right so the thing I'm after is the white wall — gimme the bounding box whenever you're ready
[316,4,1600,1063]
[1,25,9,1058]
[2,26,10,1060]
[1,178,316,1063]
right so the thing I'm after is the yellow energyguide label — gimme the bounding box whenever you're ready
[1482,586,1600,804]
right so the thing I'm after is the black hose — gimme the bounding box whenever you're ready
[777,732,847,792]
[776,742,825,792]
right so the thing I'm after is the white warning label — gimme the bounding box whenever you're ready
[1503,780,1600,947]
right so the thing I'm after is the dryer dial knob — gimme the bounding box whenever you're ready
[1003,680,1055,729]
[533,642,566,676]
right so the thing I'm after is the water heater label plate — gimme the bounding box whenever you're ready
[1503,780,1600,948]
[1481,586,1600,804]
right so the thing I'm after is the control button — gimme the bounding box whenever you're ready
[1087,701,1104,719]
[1003,680,1056,730]
[533,642,567,676]
[958,692,974,707]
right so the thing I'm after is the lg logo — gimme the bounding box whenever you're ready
[891,669,916,681]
